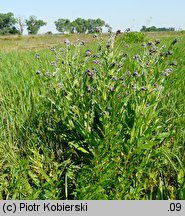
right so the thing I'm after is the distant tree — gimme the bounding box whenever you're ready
[95,18,106,31]
[158,27,175,31]
[86,18,105,33]
[45,31,53,35]
[9,26,20,34]
[54,18,106,34]
[105,23,112,33]
[125,28,131,33]
[54,19,71,34]
[16,16,26,35]
[25,16,47,34]
[140,25,157,32]
[140,26,147,32]
[0,12,19,35]
[70,22,76,34]
[141,25,175,32]
[70,18,106,34]
[71,18,88,33]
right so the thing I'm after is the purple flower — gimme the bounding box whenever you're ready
[165,68,173,73]
[56,82,63,88]
[50,47,56,52]
[163,68,173,76]
[86,86,91,93]
[116,30,121,35]
[166,50,173,55]
[133,71,138,77]
[85,50,92,57]
[96,27,102,33]
[50,61,57,67]
[35,54,40,59]
[120,76,124,81]
[110,87,115,92]
[64,39,70,46]
[81,41,85,45]
[86,69,93,76]
[44,72,52,78]
[141,86,147,91]
[36,70,42,75]
[133,55,141,60]
[170,61,177,66]
[92,59,100,65]
[155,39,160,45]
[132,85,137,90]
[86,86,95,93]
[107,41,112,48]
[112,76,118,81]
[59,48,64,52]
[148,41,153,46]
[149,47,157,53]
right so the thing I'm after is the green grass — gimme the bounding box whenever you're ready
[0,32,184,200]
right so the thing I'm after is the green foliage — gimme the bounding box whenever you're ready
[122,32,145,43]
[0,12,19,35]
[86,18,105,33]
[72,18,89,34]
[0,33,184,200]
[141,25,175,32]
[25,16,47,35]
[54,18,106,34]
[54,19,71,34]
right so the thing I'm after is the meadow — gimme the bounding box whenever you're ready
[0,31,184,200]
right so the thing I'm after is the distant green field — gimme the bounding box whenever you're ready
[0,31,184,51]
[0,32,184,199]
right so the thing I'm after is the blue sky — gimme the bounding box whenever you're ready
[1,0,185,34]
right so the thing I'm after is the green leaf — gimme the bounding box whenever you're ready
[177,169,184,185]
[69,141,89,154]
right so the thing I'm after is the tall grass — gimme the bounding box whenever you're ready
[0,32,184,199]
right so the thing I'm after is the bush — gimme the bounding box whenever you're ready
[122,32,145,43]
[33,34,181,199]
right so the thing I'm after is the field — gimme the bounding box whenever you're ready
[0,31,184,200]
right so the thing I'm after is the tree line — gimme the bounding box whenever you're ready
[55,18,111,34]
[0,12,176,35]
[140,25,175,32]
[0,12,110,35]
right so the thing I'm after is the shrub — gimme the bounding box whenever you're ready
[33,33,180,199]
[122,32,145,43]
